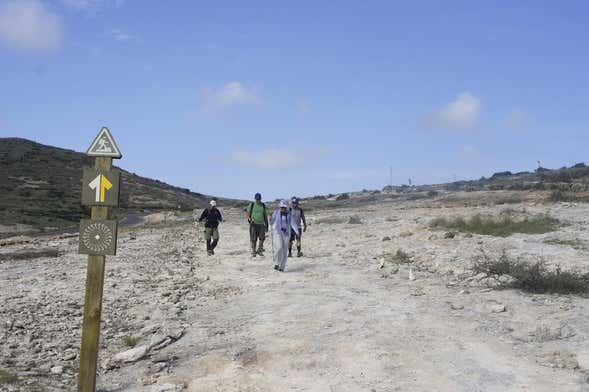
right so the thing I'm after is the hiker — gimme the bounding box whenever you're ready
[289,197,307,257]
[246,193,268,257]
[271,200,292,272]
[198,200,223,256]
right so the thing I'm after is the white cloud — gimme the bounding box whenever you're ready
[60,0,125,10]
[200,82,261,112]
[231,148,328,170]
[505,109,529,130]
[0,0,62,52]
[423,92,481,131]
[462,145,477,159]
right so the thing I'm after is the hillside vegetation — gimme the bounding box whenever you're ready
[0,138,241,234]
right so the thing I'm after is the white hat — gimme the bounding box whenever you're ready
[279,200,288,208]
[210,200,217,207]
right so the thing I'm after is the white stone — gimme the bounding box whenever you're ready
[50,366,64,374]
[113,345,150,363]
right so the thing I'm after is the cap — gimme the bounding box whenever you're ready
[255,193,262,201]
[291,197,299,205]
[279,200,288,208]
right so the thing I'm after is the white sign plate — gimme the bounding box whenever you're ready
[87,127,122,158]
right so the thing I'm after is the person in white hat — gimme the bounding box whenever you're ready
[270,200,292,272]
[198,200,223,255]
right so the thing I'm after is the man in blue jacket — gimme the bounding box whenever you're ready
[198,200,223,256]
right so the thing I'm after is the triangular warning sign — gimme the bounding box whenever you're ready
[87,127,122,158]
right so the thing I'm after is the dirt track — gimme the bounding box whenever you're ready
[2,195,589,391]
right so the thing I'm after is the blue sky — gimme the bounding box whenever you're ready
[1,0,588,200]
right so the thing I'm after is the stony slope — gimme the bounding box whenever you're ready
[0,138,242,235]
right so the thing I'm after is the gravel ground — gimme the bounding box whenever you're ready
[2,193,589,391]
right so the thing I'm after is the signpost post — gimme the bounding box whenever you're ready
[78,127,122,391]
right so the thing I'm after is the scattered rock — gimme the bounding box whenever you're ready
[530,324,576,342]
[409,268,416,281]
[151,337,173,351]
[399,231,414,238]
[50,365,64,374]
[488,303,506,313]
[382,236,391,242]
[498,274,517,285]
[151,353,178,363]
[112,345,150,364]
[410,288,425,296]
[149,382,185,392]
[474,272,487,281]
[62,352,77,361]
[147,362,168,374]
[347,216,363,225]
[538,350,579,370]
[443,232,456,239]
[380,265,399,278]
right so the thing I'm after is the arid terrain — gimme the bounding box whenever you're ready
[2,190,589,391]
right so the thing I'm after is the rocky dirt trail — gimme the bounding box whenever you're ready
[2,197,589,391]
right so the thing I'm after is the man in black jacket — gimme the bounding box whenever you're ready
[198,200,223,255]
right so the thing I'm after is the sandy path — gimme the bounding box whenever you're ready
[142,209,586,391]
[3,202,589,391]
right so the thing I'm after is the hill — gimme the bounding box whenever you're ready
[0,138,242,235]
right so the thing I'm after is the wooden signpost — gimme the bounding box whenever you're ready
[78,127,122,391]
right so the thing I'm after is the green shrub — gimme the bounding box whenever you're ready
[549,191,589,203]
[123,336,141,348]
[496,194,523,205]
[0,369,18,384]
[430,214,558,237]
[314,216,348,225]
[550,191,573,202]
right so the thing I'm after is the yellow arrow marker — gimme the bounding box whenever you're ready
[100,175,112,203]
[89,174,113,203]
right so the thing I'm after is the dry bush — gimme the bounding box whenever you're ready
[430,214,558,237]
[313,216,348,225]
[549,191,589,203]
[123,336,141,348]
[382,249,413,264]
[473,252,589,294]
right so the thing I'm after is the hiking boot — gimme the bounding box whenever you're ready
[297,251,303,257]
[207,250,213,256]
[211,249,215,255]
[279,268,284,272]
[288,250,292,257]
[274,265,279,270]
[252,252,257,258]
[256,248,264,256]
